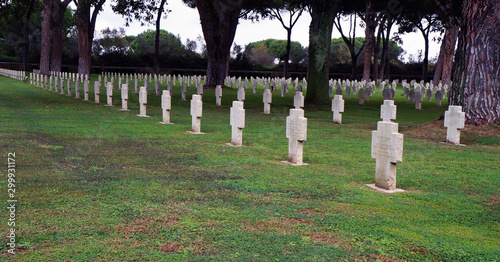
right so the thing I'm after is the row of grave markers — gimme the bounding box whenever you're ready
[2,68,467,193]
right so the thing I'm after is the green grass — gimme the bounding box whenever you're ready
[0,74,499,261]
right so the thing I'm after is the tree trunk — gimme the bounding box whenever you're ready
[77,4,91,76]
[421,33,429,81]
[51,0,70,73]
[433,36,446,84]
[154,0,167,75]
[305,0,337,105]
[22,0,36,71]
[379,22,392,80]
[284,27,291,78]
[76,0,105,76]
[194,0,241,87]
[449,0,500,125]
[362,0,375,81]
[40,0,52,75]
[373,24,382,81]
[441,23,459,86]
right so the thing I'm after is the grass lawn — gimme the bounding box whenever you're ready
[0,74,499,261]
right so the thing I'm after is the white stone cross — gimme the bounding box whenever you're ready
[181,82,186,101]
[83,80,89,101]
[155,80,160,96]
[66,79,71,96]
[294,91,304,109]
[371,121,404,190]
[190,94,203,133]
[358,89,365,104]
[120,84,129,111]
[332,95,344,124]
[381,100,397,122]
[444,106,465,145]
[215,85,222,106]
[286,109,308,165]
[94,81,100,103]
[137,86,149,117]
[105,82,113,106]
[229,101,245,146]
[160,90,172,124]
[197,82,203,95]
[415,91,422,110]
[74,81,80,99]
[263,89,272,114]
[237,87,245,102]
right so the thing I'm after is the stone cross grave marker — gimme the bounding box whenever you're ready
[263,89,272,114]
[189,94,203,134]
[294,91,304,109]
[59,79,64,94]
[382,88,393,100]
[105,82,113,106]
[155,80,160,96]
[444,106,465,145]
[160,90,173,124]
[94,81,100,103]
[83,81,89,101]
[237,87,245,102]
[435,91,443,106]
[215,85,222,106]
[120,84,129,111]
[229,101,245,147]
[286,109,308,165]
[358,89,365,104]
[332,95,344,124]
[66,78,71,96]
[197,82,203,95]
[137,86,149,117]
[74,80,80,99]
[181,82,186,101]
[381,100,397,122]
[371,120,404,191]
[415,91,422,110]
[49,76,53,91]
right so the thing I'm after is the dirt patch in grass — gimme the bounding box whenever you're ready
[402,120,500,145]
[487,195,500,205]
[115,216,179,235]
[160,238,216,255]
[370,254,406,262]
[241,217,313,234]
[307,233,343,245]
[298,208,327,216]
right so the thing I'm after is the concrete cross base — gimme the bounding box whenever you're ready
[104,105,113,107]
[119,109,130,112]
[187,131,205,135]
[365,184,405,194]
[226,143,245,147]
[136,114,150,117]
[439,141,466,147]
[159,122,174,125]
[281,161,309,166]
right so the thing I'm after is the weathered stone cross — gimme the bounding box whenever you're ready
[190,94,203,133]
[371,121,404,190]
[381,100,397,122]
[332,95,344,124]
[229,101,245,146]
[444,106,465,145]
[263,89,272,114]
[286,109,308,165]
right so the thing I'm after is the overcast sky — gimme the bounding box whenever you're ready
[80,0,441,62]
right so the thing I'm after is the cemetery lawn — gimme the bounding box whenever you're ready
[0,75,499,261]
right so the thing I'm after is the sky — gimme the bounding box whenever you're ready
[79,0,442,63]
